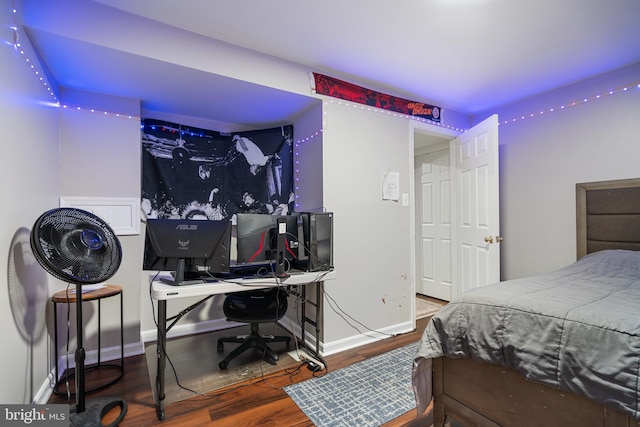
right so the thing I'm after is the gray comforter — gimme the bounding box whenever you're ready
[412,249,640,419]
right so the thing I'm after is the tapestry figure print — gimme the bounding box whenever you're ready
[141,119,294,220]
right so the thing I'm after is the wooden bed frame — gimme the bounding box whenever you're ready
[431,178,640,427]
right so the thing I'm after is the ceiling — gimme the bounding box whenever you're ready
[20,0,640,128]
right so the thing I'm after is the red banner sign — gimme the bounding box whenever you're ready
[312,73,440,122]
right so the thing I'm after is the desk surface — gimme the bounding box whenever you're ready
[151,269,336,300]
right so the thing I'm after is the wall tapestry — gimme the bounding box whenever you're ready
[141,119,294,220]
[312,72,440,122]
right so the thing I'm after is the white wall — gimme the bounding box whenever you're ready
[292,101,324,213]
[0,2,61,403]
[475,62,640,279]
[320,100,416,353]
[58,88,143,358]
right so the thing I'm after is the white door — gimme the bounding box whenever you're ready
[416,148,453,300]
[452,115,500,297]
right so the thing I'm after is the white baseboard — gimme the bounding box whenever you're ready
[33,374,56,405]
[140,317,241,343]
[282,315,414,357]
[35,341,145,405]
[321,320,414,356]
[55,342,145,375]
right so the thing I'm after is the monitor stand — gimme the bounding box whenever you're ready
[159,260,219,286]
[159,259,187,286]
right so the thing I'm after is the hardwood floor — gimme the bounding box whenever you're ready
[48,316,433,426]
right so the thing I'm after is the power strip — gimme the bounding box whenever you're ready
[306,361,322,372]
[288,350,325,371]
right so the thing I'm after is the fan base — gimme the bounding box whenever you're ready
[70,396,127,427]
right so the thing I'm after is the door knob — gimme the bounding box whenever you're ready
[484,236,504,244]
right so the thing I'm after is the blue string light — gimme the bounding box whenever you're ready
[500,82,640,126]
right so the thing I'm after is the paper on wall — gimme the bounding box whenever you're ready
[382,171,400,201]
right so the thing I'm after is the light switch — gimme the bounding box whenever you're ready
[401,193,409,206]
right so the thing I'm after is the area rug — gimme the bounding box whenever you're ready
[284,342,419,427]
[145,325,299,405]
[416,297,444,319]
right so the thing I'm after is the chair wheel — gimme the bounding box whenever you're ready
[219,360,228,370]
[217,342,223,352]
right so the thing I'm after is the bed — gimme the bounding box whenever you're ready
[412,178,640,427]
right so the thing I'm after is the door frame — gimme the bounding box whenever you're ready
[409,117,500,328]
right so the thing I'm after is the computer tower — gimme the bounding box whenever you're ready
[300,212,333,272]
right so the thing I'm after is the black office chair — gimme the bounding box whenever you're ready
[217,287,291,369]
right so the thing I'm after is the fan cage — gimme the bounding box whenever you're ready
[30,208,122,285]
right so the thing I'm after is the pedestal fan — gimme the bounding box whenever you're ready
[30,208,127,426]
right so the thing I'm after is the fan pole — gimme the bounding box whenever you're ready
[75,282,86,413]
[70,282,128,427]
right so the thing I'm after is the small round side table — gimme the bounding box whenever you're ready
[52,284,124,395]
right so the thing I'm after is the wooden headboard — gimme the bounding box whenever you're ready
[576,178,640,259]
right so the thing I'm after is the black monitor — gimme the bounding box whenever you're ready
[234,213,299,275]
[143,218,232,285]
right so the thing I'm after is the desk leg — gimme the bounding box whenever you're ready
[299,282,324,361]
[315,281,323,358]
[155,300,167,420]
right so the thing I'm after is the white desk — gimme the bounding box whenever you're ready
[151,269,335,420]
